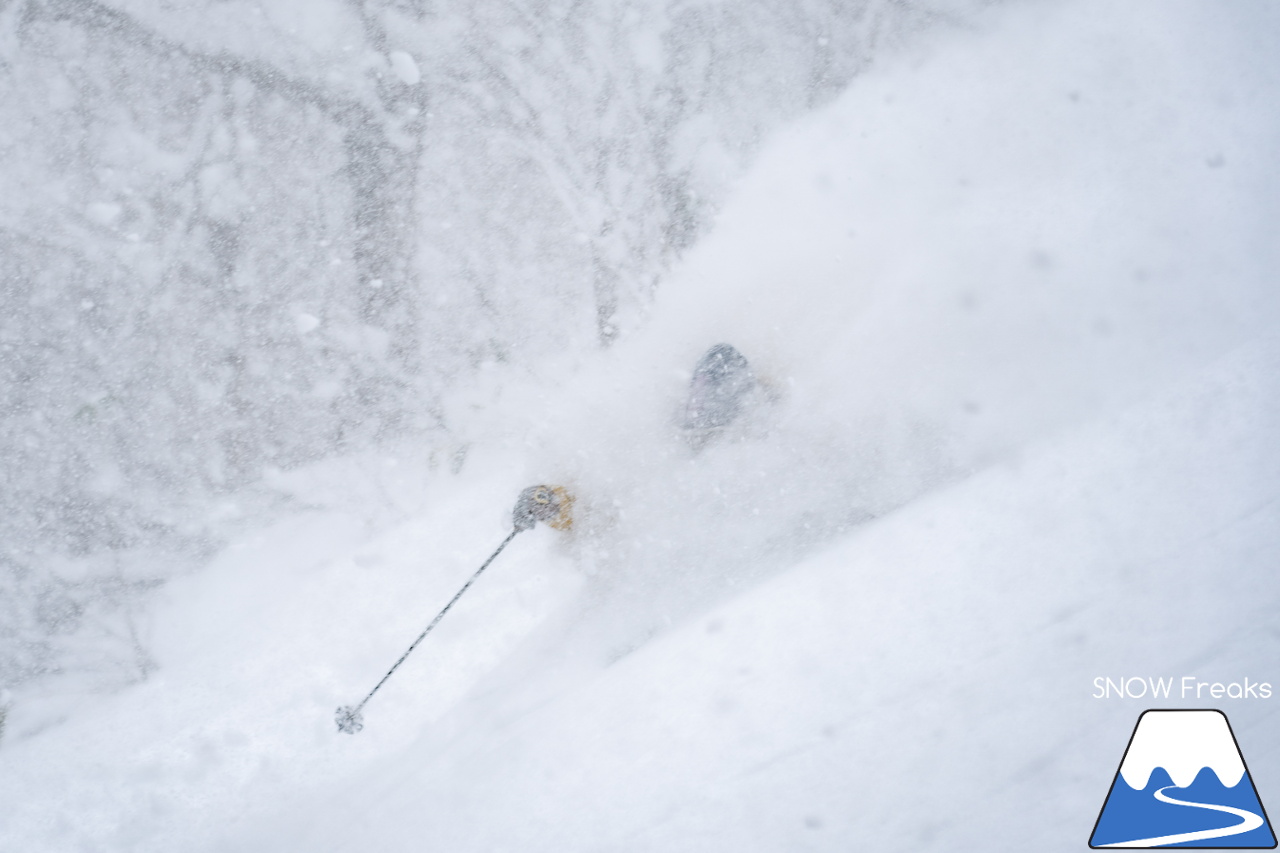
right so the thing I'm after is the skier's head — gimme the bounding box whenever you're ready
[683,343,756,435]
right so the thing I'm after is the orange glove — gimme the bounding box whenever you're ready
[512,485,575,532]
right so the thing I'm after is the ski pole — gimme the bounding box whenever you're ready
[335,528,520,734]
[335,484,573,734]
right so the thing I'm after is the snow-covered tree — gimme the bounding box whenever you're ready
[0,0,976,696]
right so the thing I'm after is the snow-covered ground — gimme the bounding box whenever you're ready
[3,1,1280,850]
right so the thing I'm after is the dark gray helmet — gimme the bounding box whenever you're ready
[681,344,756,445]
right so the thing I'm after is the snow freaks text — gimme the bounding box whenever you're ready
[1093,677,1273,701]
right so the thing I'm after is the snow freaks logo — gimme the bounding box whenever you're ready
[1089,710,1277,848]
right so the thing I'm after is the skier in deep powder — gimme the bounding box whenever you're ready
[338,344,762,732]
[525,342,760,519]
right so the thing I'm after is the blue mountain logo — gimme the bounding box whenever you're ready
[1090,709,1276,848]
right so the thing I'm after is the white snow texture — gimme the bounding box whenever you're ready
[2,0,1280,852]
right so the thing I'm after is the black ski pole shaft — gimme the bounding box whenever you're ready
[338,527,520,730]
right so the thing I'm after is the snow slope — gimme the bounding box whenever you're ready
[240,338,1280,853]
[2,0,1279,850]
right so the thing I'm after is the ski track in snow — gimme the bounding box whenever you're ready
[1099,786,1265,848]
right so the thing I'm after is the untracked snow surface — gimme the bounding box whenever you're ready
[3,1,1280,851]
